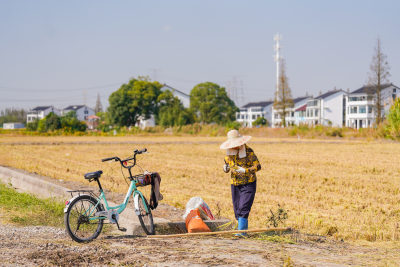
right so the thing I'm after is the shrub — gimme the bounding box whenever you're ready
[325,127,343,137]
[26,120,38,131]
[252,117,268,127]
[384,98,400,139]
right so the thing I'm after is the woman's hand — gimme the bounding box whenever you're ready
[223,164,230,173]
[233,166,246,174]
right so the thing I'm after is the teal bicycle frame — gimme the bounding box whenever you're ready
[86,178,149,221]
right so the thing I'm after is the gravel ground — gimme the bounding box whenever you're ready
[1,220,400,267]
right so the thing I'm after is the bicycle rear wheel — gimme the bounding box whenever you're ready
[137,195,155,235]
[64,195,104,243]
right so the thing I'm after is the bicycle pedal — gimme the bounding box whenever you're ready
[118,227,127,232]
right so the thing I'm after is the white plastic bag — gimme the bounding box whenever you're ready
[182,197,215,221]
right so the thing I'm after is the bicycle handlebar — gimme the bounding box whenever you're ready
[101,148,147,168]
[101,157,118,162]
[135,148,147,154]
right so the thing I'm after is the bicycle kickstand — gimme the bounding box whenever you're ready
[112,214,127,232]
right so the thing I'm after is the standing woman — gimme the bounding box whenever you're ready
[220,129,261,233]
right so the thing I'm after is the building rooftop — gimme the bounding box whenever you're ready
[64,105,86,110]
[316,89,345,99]
[241,101,273,108]
[351,83,393,94]
[31,106,52,111]
[162,84,190,97]
[295,104,307,112]
[293,96,309,104]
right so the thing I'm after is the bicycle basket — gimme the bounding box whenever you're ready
[133,174,152,187]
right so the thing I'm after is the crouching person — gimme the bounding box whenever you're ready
[220,130,261,236]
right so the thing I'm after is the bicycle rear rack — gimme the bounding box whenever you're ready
[67,190,99,199]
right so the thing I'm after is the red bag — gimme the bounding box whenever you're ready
[185,208,211,233]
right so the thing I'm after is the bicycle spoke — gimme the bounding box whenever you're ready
[65,196,103,242]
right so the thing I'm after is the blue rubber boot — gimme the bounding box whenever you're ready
[235,217,248,237]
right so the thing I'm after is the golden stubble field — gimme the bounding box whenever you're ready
[1,135,400,244]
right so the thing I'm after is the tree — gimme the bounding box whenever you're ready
[44,112,61,131]
[26,120,38,131]
[60,111,87,132]
[94,93,103,113]
[190,82,238,124]
[157,90,194,127]
[108,78,162,127]
[252,116,268,127]
[273,59,294,127]
[0,108,26,126]
[385,98,400,138]
[368,37,391,125]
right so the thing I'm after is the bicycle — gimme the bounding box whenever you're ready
[64,148,155,243]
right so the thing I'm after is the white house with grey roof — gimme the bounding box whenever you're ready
[345,83,399,129]
[62,105,95,121]
[161,84,190,108]
[305,89,347,127]
[236,101,273,127]
[136,84,190,129]
[27,106,61,123]
[272,96,311,127]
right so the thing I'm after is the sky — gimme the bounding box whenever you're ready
[0,0,399,110]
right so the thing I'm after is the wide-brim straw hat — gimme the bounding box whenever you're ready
[220,129,251,150]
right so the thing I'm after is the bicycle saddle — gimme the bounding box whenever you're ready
[84,170,103,180]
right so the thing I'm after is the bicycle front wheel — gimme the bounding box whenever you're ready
[64,195,104,243]
[137,195,155,235]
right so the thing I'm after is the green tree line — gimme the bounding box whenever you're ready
[0,108,27,126]
[26,111,87,133]
[106,77,239,128]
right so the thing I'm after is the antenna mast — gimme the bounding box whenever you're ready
[274,33,282,96]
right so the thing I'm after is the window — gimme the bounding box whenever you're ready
[252,115,256,120]
[308,100,318,107]
[251,107,262,112]
[84,110,89,114]
[349,96,369,102]
[368,105,373,113]
[393,94,396,101]
[315,109,319,116]
[359,106,366,113]
[241,114,244,119]
[350,106,357,114]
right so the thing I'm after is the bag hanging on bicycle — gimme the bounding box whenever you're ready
[135,174,152,187]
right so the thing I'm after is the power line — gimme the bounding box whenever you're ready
[0,82,124,92]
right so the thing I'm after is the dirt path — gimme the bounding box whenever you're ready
[1,221,399,266]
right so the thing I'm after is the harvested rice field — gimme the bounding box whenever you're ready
[1,135,400,245]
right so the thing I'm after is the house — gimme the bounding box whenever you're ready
[26,106,61,123]
[345,83,400,129]
[236,101,273,127]
[305,89,347,127]
[62,105,95,121]
[161,84,190,108]
[272,96,311,127]
[136,84,190,129]
[2,122,25,129]
[86,115,100,130]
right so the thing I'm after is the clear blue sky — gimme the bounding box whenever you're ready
[1,0,399,110]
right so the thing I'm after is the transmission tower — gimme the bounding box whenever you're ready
[226,76,244,107]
